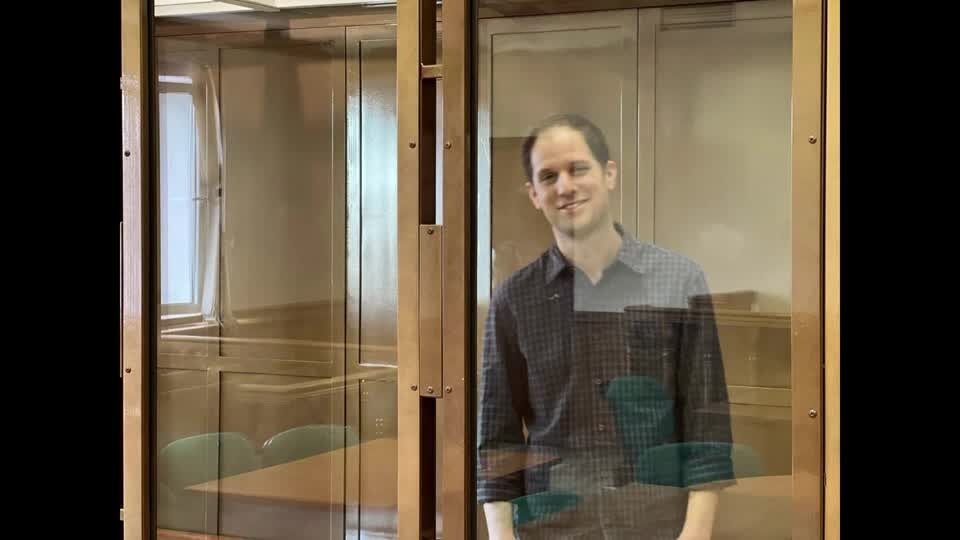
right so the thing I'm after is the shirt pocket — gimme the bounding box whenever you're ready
[623,305,681,387]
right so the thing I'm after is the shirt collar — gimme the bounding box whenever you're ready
[545,223,649,283]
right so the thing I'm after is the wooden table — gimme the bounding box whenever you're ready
[185,441,789,540]
[187,437,397,507]
[188,440,560,506]
[182,439,560,539]
[478,447,561,481]
[157,530,244,540]
[713,474,793,540]
[184,438,399,539]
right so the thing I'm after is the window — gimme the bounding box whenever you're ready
[159,77,212,319]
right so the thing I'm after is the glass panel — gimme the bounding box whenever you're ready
[348,25,403,538]
[153,5,401,540]
[344,22,443,538]
[157,369,214,533]
[474,1,796,539]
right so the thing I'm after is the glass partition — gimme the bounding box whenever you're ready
[473,1,805,539]
[152,5,404,539]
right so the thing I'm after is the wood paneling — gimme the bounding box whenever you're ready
[652,8,793,312]
[478,0,748,18]
[351,31,402,369]
[156,6,399,37]
[346,24,403,539]
[489,137,554,286]
[217,34,346,364]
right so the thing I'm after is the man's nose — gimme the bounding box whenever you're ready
[556,171,576,196]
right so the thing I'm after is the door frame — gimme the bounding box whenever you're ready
[121,0,155,538]
[399,0,833,539]
[122,4,407,539]
[824,1,840,539]
[793,2,828,539]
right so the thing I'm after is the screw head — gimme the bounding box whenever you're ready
[125,368,132,374]
[808,136,817,144]
[444,141,452,149]
[427,228,434,235]
[410,385,418,391]
[124,150,131,157]
[409,142,416,148]
[426,386,435,394]
[808,409,818,418]
[444,386,453,394]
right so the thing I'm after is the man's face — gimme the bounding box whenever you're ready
[526,126,617,239]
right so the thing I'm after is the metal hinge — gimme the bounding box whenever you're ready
[418,225,443,399]
[120,508,124,521]
[421,63,442,80]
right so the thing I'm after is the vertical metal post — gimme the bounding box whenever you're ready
[398,0,435,538]
[440,0,472,538]
[400,1,473,538]
[121,0,154,538]
[792,1,825,539]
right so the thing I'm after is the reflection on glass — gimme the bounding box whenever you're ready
[479,114,734,540]
[475,2,794,539]
[154,8,401,540]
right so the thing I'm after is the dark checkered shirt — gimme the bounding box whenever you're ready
[477,224,736,513]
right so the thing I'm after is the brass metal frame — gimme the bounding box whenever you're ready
[123,1,836,539]
[440,1,472,538]
[824,1,840,538]
[419,225,445,397]
[791,1,825,539]
[397,0,425,537]
[399,0,475,536]
[122,1,154,538]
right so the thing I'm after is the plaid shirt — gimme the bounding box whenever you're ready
[477,225,735,515]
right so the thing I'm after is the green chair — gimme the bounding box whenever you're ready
[511,491,581,528]
[157,432,259,533]
[639,442,764,487]
[604,376,763,487]
[604,375,676,471]
[261,424,360,467]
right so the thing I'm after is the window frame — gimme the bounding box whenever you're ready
[157,68,215,322]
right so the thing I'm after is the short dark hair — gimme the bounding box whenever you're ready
[521,113,610,182]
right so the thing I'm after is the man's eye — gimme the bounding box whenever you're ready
[539,172,557,183]
[573,165,589,175]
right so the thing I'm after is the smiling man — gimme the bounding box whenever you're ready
[477,113,737,540]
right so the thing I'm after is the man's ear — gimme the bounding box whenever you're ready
[605,160,618,191]
[526,181,542,210]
